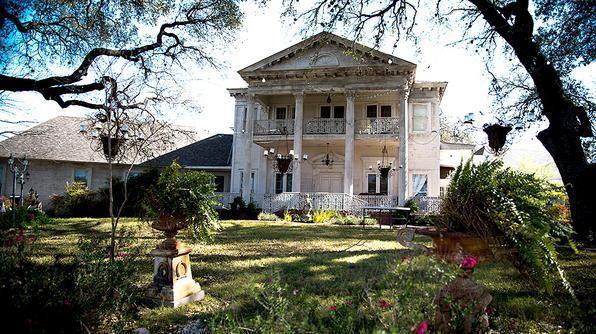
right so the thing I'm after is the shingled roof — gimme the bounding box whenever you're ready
[0,116,196,164]
[143,134,233,168]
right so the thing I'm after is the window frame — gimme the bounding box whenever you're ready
[214,175,225,192]
[411,102,431,133]
[380,105,392,118]
[73,168,91,187]
[412,173,429,197]
[366,104,378,118]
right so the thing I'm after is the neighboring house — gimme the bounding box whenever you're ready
[227,32,447,212]
[0,116,195,208]
[439,142,484,197]
[142,134,236,206]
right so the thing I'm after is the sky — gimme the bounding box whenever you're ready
[3,1,593,175]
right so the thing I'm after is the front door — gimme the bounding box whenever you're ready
[316,172,343,193]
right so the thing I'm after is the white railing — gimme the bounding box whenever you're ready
[411,196,442,214]
[304,119,345,134]
[254,120,294,136]
[356,118,399,135]
[263,192,367,215]
[355,195,398,207]
[215,192,240,209]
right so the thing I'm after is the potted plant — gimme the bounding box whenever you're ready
[143,161,220,307]
[420,159,574,295]
[143,161,219,249]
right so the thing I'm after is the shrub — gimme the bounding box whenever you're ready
[258,212,280,221]
[49,182,102,217]
[230,196,246,212]
[332,215,376,226]
[0,227,143,333]
[283,210,292,222]
[312,209,337,224]
[440,159,575,296]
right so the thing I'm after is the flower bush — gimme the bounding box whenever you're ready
[257,212,280,221]
[440,159,575,296]
[312,209,337,224]
[0,206,51,231]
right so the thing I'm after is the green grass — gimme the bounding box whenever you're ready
[33,218,596,333]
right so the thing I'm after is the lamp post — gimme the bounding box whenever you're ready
[7,154,29,221]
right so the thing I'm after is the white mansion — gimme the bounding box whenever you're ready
[228,32,446,212]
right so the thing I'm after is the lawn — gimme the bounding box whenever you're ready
[32,218,596,333]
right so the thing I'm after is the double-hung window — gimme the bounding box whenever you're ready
[412,104,429,132]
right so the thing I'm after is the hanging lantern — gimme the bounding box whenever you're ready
[275,155,293,174]
[483,124,512,154]
[321,143,334,166]
[100,135,123,158]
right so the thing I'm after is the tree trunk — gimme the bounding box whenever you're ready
[469,0,595,244]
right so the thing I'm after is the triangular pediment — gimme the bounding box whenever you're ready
[239,32,416,75]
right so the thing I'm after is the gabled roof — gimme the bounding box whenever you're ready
[142,134,233,168]
[0,116,196,164]
[239,32,416,75]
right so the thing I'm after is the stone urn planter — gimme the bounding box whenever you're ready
[146,216,205,307]
[434,267,492,334]
[415,229,492,262]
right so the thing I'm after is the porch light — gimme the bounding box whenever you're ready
[137,132,145,141]
[322,143,334,166]
[302,154,308,160]
[121,124,129,133]
[326,94,332,104]
[263,128,294,174]
[263,150,269,156]
[369,165,373,170]
[79,124,87,134]
[463,112,475,125]
[94,122,103,130]
[269,148,275,154]
[289,149,295,156]
[261,77,266,83]
[388,59,393,64]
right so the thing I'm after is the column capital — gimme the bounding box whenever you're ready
[345,90,357,100]
[293,91,304,99]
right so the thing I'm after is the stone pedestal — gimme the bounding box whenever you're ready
[146,246,204,308]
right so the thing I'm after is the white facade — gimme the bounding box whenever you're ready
[228,33,446,208]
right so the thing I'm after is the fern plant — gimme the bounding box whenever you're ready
[440,159,575,296]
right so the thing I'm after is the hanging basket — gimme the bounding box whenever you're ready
[483,124,511,154]
[100,136,123,158]
[275,155,293,174]
[379,166,391,179]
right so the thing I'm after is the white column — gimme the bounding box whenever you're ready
[344,91,355,195]
[398,90,409,205]
[242,94,255,203]
[292,92,304,192]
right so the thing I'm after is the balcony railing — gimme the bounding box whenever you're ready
[254,118,398,136]
[254,120,294,136]
[304,119,345,134]
[356,118,399,135]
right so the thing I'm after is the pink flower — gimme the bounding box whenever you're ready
[117,251,128,257]
[402,255,413,262]
[378,299,391,309]
[63,298,71,306]
[416,321,428,334]
[461,256,477,269]
[15,234,25,242]
[345,300,353,305]
[263,276,272,284]
[328,305,337,311]
[26,213,35,221]
[485,306,495,315]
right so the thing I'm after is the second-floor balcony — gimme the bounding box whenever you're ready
[253,117,399,136]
